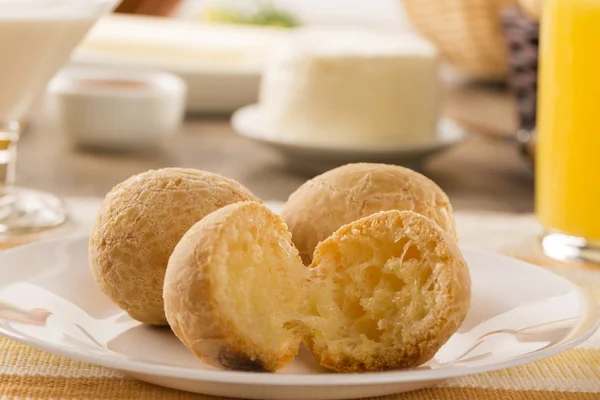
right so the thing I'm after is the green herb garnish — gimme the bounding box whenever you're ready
[201,1,300,28]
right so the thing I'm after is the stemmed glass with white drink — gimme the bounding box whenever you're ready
[0,0,117,235]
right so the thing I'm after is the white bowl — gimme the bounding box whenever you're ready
[49,67,187,152]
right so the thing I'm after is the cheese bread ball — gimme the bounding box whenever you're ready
[89,168,259,325]
[164,201,308,372]
[305,210,471,372]
[281,163,456,264]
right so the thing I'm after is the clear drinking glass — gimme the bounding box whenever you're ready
[0,0,117,234]
[536,0,600,263]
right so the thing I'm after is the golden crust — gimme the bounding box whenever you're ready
[281,163,456,264]
[305,210,471,372]
[89,168,259,325]
[163,201,307,372]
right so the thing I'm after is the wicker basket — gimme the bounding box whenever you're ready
[402,0,516,81]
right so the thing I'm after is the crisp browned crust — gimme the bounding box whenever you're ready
[89,168,259,325]
[163,201,307,372]
[304,210,471,372]
[281,163,456,264]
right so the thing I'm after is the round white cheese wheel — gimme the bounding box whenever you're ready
[258,28,440,146]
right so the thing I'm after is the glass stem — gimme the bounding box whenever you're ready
[0,122,20,192]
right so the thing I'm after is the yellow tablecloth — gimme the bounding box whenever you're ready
[1,199,599,399]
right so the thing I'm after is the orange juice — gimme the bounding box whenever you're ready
[536,0,600,241]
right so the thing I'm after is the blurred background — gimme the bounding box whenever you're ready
[22,0,538,213]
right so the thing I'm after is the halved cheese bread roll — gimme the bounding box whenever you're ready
[164,202,471,373]
[304,210,471,372]
[163,201,308,372]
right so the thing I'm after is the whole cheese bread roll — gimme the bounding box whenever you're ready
[282,163,456,264]
[89,168,259,325]
[164,201,308,372]
[304,210,471,372]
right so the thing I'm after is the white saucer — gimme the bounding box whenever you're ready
[0,235,598,399]
[232,105,468,174]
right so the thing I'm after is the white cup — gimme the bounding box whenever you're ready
[48,67,187,152]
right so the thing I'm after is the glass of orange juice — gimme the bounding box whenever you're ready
[536,0,600,262]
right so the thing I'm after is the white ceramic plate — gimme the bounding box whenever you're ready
[70,16,289,114]
[0,235,598,399]
[232,105,468,174]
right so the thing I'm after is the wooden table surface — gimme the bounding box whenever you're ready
[17,82,533,213]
